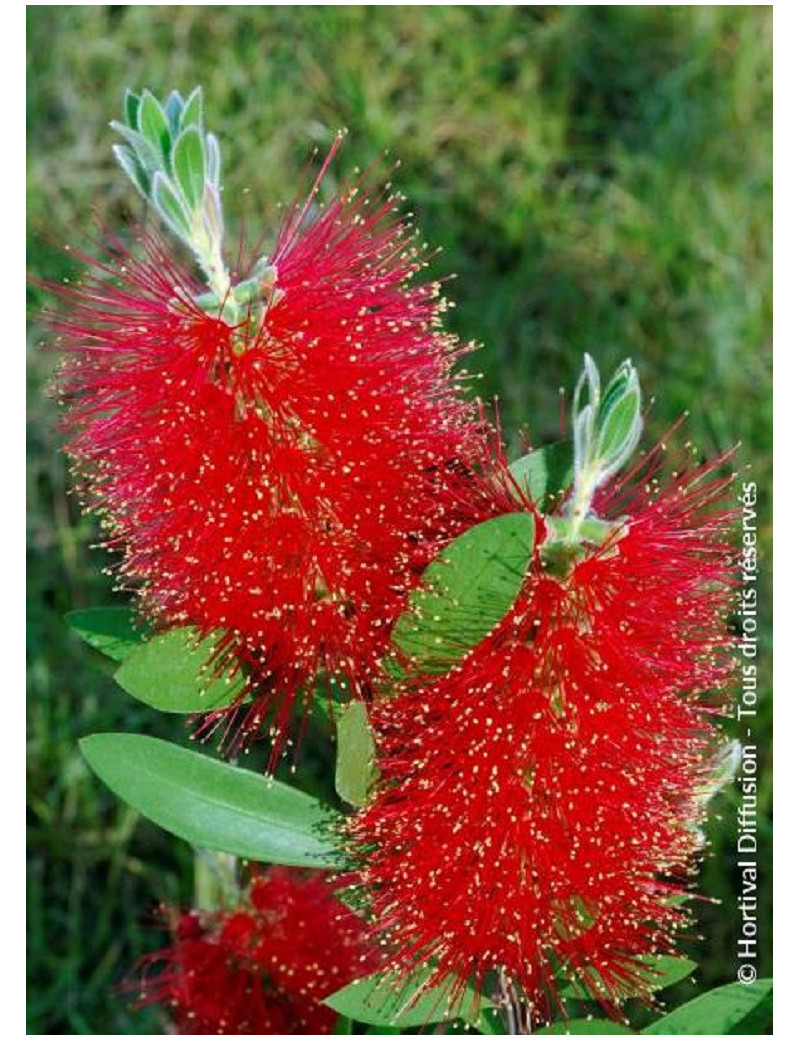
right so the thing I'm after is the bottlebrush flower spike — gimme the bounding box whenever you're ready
[347,403,736,1026]
[135,867,378,1034]
[49,97,486,758]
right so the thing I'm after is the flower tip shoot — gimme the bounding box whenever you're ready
[112,87,230,300]
[544,354,643,570]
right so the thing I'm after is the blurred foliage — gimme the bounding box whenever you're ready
[27,6,772,1034]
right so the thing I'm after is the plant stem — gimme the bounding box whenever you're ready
[495,965,528,1031]
[564,460,602,542]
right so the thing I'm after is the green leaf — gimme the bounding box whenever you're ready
[596,359,635,429]
[642,978,772,1034]
[578,517,617,544]
[510,442,573,510]
[205,131,221,187]
[152,170,192,237]
[509,448,548,504]
[111,144,150,198]
[324,966,489,1028]
[193,848,238,912]
[573,353,602,427]
[233,266,277,306]
[542,441,574,500]
[80,733,344,868]
[734,991,774,1034]
[172,127,206,211]
[475,1008,507,1034]
[381,656,407,683]
[66,607,148,663]
[559,956,697,1001]
[392,512,534,675]
[164,89,184,134]
[537,1021,634,1035]
[137,90,172,162]
[309,685,346,731]
[335,702,377,807]
[110,122,164,178]
[123,88,141,129]
[113,627,245,714]
[597,385,642,471]
[636,955,697,992]
[180,85,204,130]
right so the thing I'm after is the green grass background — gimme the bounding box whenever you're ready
[27,6,772,1034]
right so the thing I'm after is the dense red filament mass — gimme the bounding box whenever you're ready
[349,461,735,1022]
[51,145,486,756]
[136,868,376,1034]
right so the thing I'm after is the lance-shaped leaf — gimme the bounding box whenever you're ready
[324,966,490,1028]
[596,383,642,480]
[163,89,185,134]
[205,131,221,187]
[509,448,548,504]
[152,170,192,238]
[335,701,377,807]
[596,359,635,429]
[509,442,573,509]
[180,85,204,131]
[66,606,148,663]
[392,512,534,674]
[111,143,151,198]
[137,89,172,163]
[123,88,141,129]
[114,627,244,714]
[80,733,344,868]
[635,954,697,991]
[558,955,697,1000]
[642,978,772,1034]
[172,126,206,212]
[110,122,164,181]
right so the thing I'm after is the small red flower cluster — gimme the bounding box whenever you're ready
[136,868,376,1034]
[51,141,486,753]
[347,454,734,1022]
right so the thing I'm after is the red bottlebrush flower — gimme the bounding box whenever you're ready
[347,452,735,1025]
[136,867,377,1034]
[49,139,486,755]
